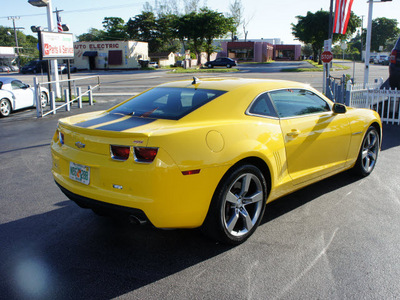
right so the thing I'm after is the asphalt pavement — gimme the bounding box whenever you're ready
[1,63,399,299]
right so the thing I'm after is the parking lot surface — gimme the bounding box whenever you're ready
[1,64,399,299]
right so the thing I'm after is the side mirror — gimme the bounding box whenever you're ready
[333,103,347,114]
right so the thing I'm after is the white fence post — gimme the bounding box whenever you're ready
[65,89,70,111]
[50,91,56,115]
[77,87,82,108]
[88,85,93,105]
[34,77,42,118]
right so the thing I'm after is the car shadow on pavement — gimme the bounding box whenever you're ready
[0,199,235,299]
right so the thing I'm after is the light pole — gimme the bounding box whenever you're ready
[363,0,392,88]
[28,0,61,97]
[7,16,23,70]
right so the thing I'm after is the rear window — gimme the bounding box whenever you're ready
[110,87,226,120]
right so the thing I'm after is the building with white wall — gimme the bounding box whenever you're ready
[73,41,148,70]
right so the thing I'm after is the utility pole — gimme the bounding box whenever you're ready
[363,0,392,88]
[7,16,24,70]
[364,0,374,88]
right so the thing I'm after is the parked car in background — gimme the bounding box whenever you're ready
[8,65,19,72]
[389,36,400,89]
[0,65,10,72]
[369,55,377,63]
[205,57,237,68]
[0,77,49,117]
[58,63,77,74]
[148,61,159,68]
[381,56,390,65]
[20,60,48,74]
[374,55,388,64]
[173,60,183,67]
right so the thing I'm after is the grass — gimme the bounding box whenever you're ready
[56,95,95,103]
[282,60,350,72]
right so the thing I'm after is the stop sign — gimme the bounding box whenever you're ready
[321,51,333,63]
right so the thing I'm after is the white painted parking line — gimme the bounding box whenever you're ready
[93,93,138,96]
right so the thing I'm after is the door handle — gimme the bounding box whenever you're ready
[287,129,301,137]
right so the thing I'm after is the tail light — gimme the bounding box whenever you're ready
[134,147,158,163]
[110,145,131,161]
[390,50,397,64]
[58,131,64,145]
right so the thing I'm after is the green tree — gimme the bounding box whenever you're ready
[368,18,400,52]
[126,12,161,53]
[102,17,128,40]
[174,12,204,64]
[200,8,234,61]
[76,28,107,41]
[292,10,360,63]
[0,26,38,65]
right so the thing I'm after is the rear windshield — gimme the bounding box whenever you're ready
[110,87,226,120]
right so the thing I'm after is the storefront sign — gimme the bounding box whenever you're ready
[74,43,120,50]
[41,32,74,59]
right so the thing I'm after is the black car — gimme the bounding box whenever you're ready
[20,60,48,74]
[389,36,400,89]
[205,57,237,68]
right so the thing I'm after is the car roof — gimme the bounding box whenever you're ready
[0,77,19,84]
[157,77,311,92]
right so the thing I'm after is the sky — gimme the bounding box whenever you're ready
[0,0,398,45]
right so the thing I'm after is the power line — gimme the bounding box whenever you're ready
[0,3,145,20]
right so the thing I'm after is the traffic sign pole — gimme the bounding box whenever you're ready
[322,50,333,95]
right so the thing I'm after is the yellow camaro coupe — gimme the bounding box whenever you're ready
[51,78,382,244]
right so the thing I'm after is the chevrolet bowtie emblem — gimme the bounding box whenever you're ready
[75,142,86,149]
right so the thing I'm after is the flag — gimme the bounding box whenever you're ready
[57,13,63,32]
[333,0,354,35]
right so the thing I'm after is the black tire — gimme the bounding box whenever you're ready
[207,63,213,68]
[389,76,400,89]
[202,164,267,245]
[353,126,380,177]
[226,64,231,68]
[0,98,11,117]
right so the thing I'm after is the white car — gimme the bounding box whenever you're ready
[149,61,159,68]
[0,77,49,117]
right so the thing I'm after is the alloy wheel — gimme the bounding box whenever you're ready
[222,173,264,237]
[361,129,379,174]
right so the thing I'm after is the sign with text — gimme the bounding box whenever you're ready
[321,51,333,64]
[41,32,74,59]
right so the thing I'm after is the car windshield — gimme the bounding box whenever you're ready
[110,87,226,120]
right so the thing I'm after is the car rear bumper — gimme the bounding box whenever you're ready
[56,181,150,224]
[51,140,227,228]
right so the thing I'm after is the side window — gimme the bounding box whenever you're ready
[248,93,278,118]
[11,80,25,90]
[269,89,330,118]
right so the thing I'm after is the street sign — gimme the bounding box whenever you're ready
[40,31,74,59]
[321,51,333,63]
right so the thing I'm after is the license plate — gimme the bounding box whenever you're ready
[69,162,90,185]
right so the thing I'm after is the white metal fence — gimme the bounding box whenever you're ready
[348,83,400,125]
[34,76,100,118]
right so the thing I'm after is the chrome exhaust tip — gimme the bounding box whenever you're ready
[129,215,148,226]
